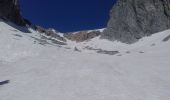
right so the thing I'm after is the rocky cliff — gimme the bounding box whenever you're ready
[102,0,170,43]
[0,0,26,26]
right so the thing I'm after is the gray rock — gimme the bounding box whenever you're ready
[102,0,170,43]
[0,80,10,85]
[97,50,119,55]
[84,46,119,55]
[0,0,26,26]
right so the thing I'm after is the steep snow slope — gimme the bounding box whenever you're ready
[0,21,170,100]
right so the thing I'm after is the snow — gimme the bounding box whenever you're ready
[87,28,106,33]
[70,28,105,35]
[0,21,170,100]
[66,29,170,54]
[49,28,64,37]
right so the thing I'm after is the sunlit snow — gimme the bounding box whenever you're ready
[0,21,170,100]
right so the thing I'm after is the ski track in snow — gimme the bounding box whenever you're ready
[0,21,170,100]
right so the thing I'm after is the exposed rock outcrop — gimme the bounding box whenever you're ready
[65,29,103,42]
[0,0,26,26]
[102,0,170,43]
[34,26,67,43]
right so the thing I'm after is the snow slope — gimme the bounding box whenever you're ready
[0,21,170,100]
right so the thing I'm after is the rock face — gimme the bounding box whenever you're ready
[65,30,102,42]
[34,26,67,42]
[0,0,26,26]
[102,0,170,43]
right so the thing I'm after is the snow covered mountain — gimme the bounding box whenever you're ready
[0,18,170,100]
[0,0,170,100]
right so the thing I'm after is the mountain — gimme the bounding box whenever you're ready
[0,0,170,100]
[1,0,170,44]
[101,0,170,43]
[0,18,170,100]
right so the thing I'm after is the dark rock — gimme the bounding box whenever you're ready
[102,0,170,43]
[0,80,10,85]
[45,28,66,42]
[151,43,156,46]
[117,54,122,56]
[13,34,22,37]
[0,0,26,26]
[162,35,170,42]
[65,30,101,42]
[139,51,144,53]
[126,51,131,54]
[24,18,32,26]
[97,50,119,55]
[34,26,46,33]
[30,36,51,46]
[84,46,102,51]
[74,47,81,52]
[84,46,119,55]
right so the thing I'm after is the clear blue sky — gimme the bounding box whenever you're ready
[20,0,116,32]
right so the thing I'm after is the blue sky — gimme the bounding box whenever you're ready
[20,0,116,32]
